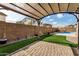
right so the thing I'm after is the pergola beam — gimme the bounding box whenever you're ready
[58,3,60,12]
[0,4,39,20]
[38,3,49,15]
[26,3,45,16]
[67,3,70,12]
[48,3,54,13]
[0,3,79,20]
[10,3,40,18]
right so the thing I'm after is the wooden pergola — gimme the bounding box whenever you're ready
[0,3,79,19]
[0,3,79,48]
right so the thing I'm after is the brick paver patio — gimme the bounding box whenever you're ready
[11,41,74,56]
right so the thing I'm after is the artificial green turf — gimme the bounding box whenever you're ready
[0,34,51,56]
[0,34,77,56]
[0,37,37,56]
[39,34,52,40]
[43,35,78,47]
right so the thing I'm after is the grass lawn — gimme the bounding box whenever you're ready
[43,35,78,47]
[0,34,51,56]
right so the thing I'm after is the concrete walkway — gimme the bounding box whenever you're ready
[11,41,74,56]
[67,36,78,44]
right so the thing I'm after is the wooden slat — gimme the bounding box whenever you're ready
[27,3,45,16]
[28,3,48,16]
[40,3,53,14]
[0,3,40,19]
[68,3,79,12]
[50,3,59,13]
[48,3,54,13]
[13,3,43,18]
[59,3,68,12]
[0,3,79,20]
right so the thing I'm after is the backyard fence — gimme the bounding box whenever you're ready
[0,21,53,42]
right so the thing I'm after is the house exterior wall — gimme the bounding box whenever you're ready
[0,15,6,21]
[65,25,76,32]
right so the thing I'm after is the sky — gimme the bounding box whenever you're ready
[41,13,77,27]
[0,10,26,23]
[0,10,77,27]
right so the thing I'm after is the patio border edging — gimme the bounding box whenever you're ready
[0,36,36,47]
[7,41,39,56]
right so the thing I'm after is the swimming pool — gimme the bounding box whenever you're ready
[55,32,76,36]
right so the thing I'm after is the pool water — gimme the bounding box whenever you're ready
[55,32,75,36]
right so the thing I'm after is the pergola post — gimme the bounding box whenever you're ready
[75,7,79,49]
[36,20,40,26]
[36,20,41,40]
[76,14,79,49]
[78,20,79,49]
[36,20,40,36]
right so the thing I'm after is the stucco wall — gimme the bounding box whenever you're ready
[0,15,6,21]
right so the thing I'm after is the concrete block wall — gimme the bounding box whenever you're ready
[0,21,5,39]
[0,21,53,42]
